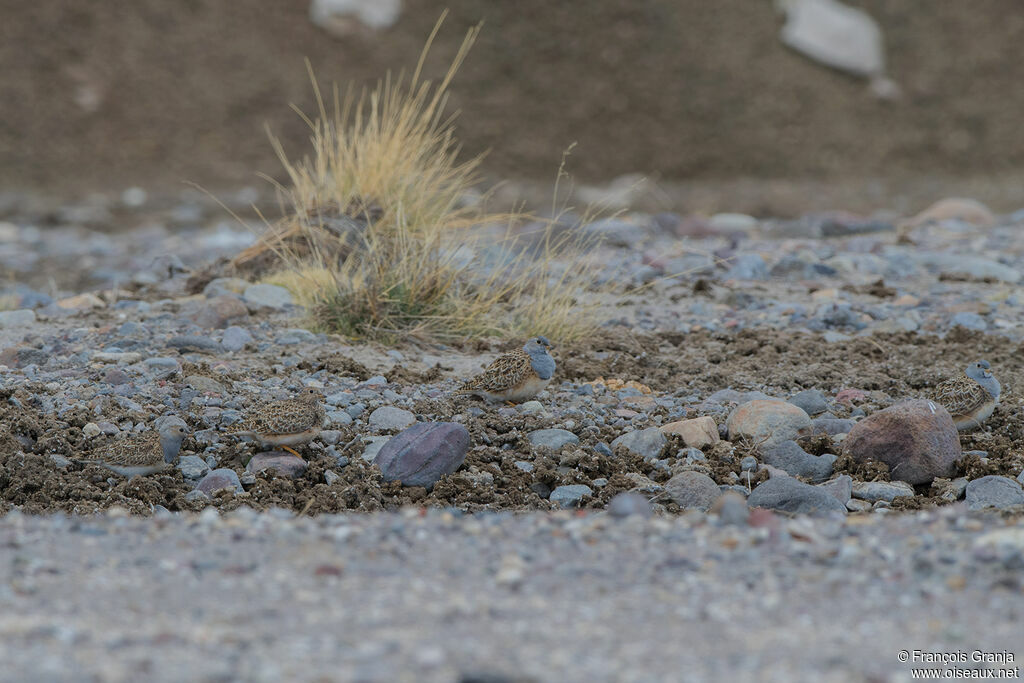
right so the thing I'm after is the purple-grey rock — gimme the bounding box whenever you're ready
[664,471,721,511]
[748,476,847,517]
[196,468,244,496]
[760,440,836,483]
[607,492,652,518]
[374,422,470,489]
[246,452,309,479]
[843,399,961,485]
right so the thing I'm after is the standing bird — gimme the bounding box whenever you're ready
[76,421,189,477]
[456,336,556,404]
[226,387,326,459]
[931,360,1001,431]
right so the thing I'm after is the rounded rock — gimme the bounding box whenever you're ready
[527,428,580,451]
[747,477,847,517]
[368,406,416,432]
[966,476,1024,511]
[246,452,309,479]
[611,427,667,460]
[664,471,721,511]
[726,400,811,451]
[374,422,470,489]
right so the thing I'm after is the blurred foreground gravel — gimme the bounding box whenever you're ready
[1,506,1022,683]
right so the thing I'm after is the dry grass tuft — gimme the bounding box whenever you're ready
[237,15,604,343]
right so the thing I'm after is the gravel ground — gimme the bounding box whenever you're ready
[1,507,1022,682]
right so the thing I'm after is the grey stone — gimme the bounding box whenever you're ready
[550,485,593,509]
[320,430,343,445]
[324,470,341,486]
[740,456,758,472]
[611,427,667,460]
[817,474,853,505]
[276,328,317,345]
[177,455,210,480]
[707,389,772,405]
[519,400,546,415]
[711,491,750,525]
[221,326,253,352]
[202,277,249,299]
[374,422,470,489]
[327,410,354,427]
[514,461,534,473]
[937,477,969,502]
[360,436,390,462]
[142,357,180,379]
[527,429,580,450]
[0,309,36,328]
[760,441,836,483]
[851,480,915,503]
[966,476,1024,510]
[723,253,768,280]
[607,492,652,518]
[184,489,210,503]
[246,452,308,479]
[726,400,812,451]
[368,406,416,432]
[949,312,987,331]
[846,498,872,512]
[242,283,293,310]
[664,471,720,511]
[812,417,856,436]
[185,374,225,395]
[196,469,244,496]
[747,477,847,517]
[788,389,829,416]
[167,335,221,354]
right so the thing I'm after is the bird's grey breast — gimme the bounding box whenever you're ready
[530,352,555,380]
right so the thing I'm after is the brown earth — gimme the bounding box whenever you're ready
[3,1,1024,213]
[2,327,1022,515]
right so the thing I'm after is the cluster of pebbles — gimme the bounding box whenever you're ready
[1,194,1024,518]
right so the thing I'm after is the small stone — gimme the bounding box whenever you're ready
[188,295,248,329]
[726,400,812,451]
[950,312,987,331]
[550,484,593,509]
[740,456,758,472]
[177,455,210,480]
[82,422,102,438]
[842,399,960,485]
[747,477,847,517]
[965,476,1024,510]
[709,490,749,525]
[239,471,257,486]
[246,452,308,479]
[817,474,853,505]
[93,351,142,364]
[788,389,829,416]
[760,440,835,483]
[202,277,249,299]
[664,471,720,511]
[519,400,546,415]
[242,283,293,311]
[367,406,416,432]
[846,498,872,512]
[56,293,105,311]
[723,253,768,280]
[324,469,341,486]
[851,480,915,503]
[514,461,534,473]
[811,417,856,436]
[320,430,343,445]
[196,469,244,496]
[328,410,354,427]
[142,357,180,379]
[221,326,253,352]
[659,416,719,449]
[185,374,225,394]
[527,429,579,451]
[360,436,390,462]
[607,492,652,518]
[611,427,667,460]
[374,422,470,489]
[0,309,36,328]
[184,489,210,504]
[708,213,758,232]
[166,335,221,354]
[937,477,969,502]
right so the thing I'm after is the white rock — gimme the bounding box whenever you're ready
[310,0,402,35]
[779,0,885,77]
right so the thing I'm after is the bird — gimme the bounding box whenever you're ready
[226,387,326,459]
[455,336,556,404]
[75,421,189,477]
[930,360,1001,431]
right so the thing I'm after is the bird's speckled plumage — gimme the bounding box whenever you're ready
[457,337,555,403]
[228,387,326,448]
[77,422,189,477]
[931,360,1001,431]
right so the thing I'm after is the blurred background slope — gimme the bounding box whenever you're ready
[1,0,1023,211]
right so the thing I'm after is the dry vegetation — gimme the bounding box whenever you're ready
[234,16,604,343]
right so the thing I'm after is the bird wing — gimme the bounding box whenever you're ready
[236,399,319,435]
[932,376,990,417]
[461,350,534,392]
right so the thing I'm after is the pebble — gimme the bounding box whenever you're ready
[965,476,1024,511]
[519,401,546,416]
[514,461,534,473]
[82,423,102,438]
[203,277,249,299]
[166,335,221,354]
[659,416,719,449]
[0,309,36,328]
[611,427,667,460]
[246,452,309,479]
[709,490,749,525]
[221,326,253,352]
[367,406,416,432]
[747,477,847,517]
[607,492,652,518]
[188,295,249,329]
[550,485,593,509]
[361,437,390,462]
[851,480,915,503]
[664,471,721,512]
[726,400,811,451]
[242,283,293,311]
[177,455,210,480]
[527,429,579,450]
[196,469,244,496]
[817,474,853,505]
[759,441,835,483]
[324,470,341,486]
[374,422,470,489]
[787,389,829,416]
